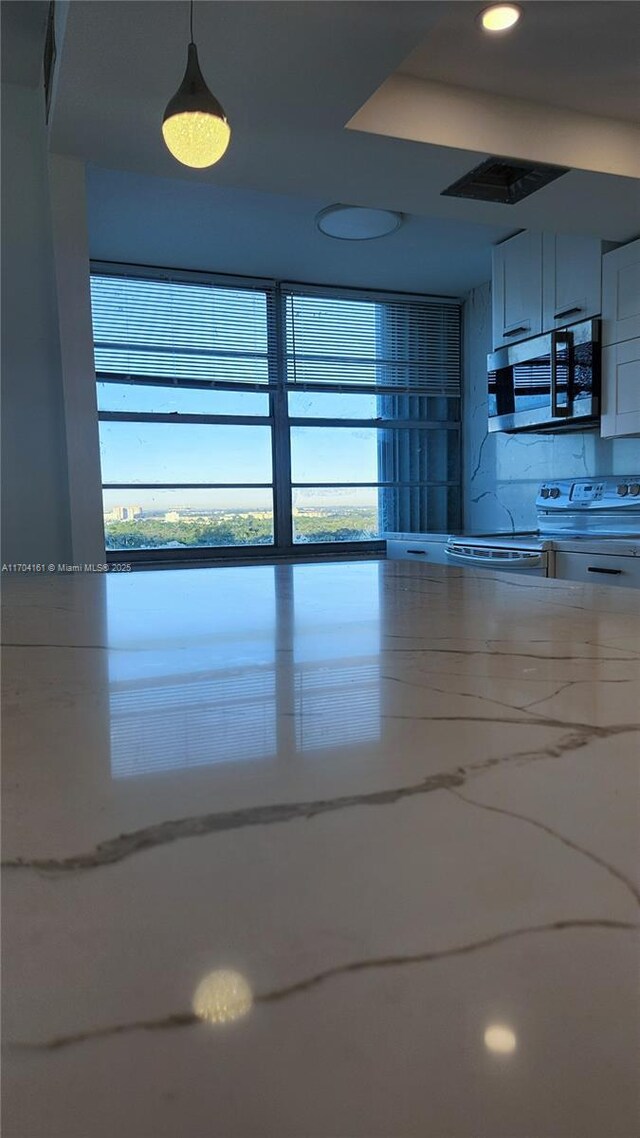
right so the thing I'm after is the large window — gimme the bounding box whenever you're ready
[91,266,461,558]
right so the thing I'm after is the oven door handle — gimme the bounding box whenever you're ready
[551,329,573,417]
[445,546,545,569]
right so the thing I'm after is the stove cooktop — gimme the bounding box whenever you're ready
[460,532,640,554]
[459,478,640,553]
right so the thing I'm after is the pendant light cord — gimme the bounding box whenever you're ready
[190,0,194,44]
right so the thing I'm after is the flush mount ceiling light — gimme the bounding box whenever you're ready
[316,205,403,241]
[479,4,522,32]
[162,0,230,169]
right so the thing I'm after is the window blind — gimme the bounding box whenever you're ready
[91,273,275,386]
[283,289,461,395]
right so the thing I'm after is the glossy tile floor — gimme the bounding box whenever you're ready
[2,561,640,1137]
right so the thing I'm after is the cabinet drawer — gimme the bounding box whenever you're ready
[554,552,640,589]
[386,539,450,565]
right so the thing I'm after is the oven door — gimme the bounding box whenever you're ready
[487,319,600,433]
[445,542,548,576]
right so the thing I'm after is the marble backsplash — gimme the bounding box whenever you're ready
[463,282,640,533]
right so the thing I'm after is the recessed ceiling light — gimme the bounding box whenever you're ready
[479,4,522,33]
[316,205,403,241]
[484,1024,517,1054]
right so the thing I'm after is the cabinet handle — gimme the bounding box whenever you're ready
[503,326,529,337]
[554,306,583,320]
[551,329,572,417]
[587,566,623,575]
[406,548,427,555]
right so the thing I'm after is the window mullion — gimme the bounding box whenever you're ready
[269,286,293,549]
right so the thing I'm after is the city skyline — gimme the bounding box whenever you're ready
[102,485,379,512]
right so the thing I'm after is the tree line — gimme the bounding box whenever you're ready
[105,510,377,549]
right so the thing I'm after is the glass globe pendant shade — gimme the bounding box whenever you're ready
[162,42,230,168]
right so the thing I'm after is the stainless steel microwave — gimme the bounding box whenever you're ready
[487,319,600,433]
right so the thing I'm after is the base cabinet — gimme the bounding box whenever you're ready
[386,539,450,565]
[554,551,640,589]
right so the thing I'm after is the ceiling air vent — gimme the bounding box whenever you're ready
[441,157,569,204]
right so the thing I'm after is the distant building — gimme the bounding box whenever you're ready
[164,511,181,522]
[105,505,142,522]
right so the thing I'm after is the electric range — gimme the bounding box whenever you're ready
[445,477,640,578]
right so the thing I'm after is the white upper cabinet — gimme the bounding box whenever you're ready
[542,234,604,329]
[601,338,640,438]
[601,239,640,438]
[492,231,609,351]
[602,238,640,346]
[491,231,543,349]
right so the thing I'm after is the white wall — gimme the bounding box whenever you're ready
[463,282,640,533]
[49,155,105,565]
[1,83,72,564]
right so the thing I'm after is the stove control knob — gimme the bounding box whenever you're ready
[540,488,550,499]
[617,484,629,496]
[549,487,560,499]
[629,483,640,497]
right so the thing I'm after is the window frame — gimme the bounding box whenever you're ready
[92,261,462,564]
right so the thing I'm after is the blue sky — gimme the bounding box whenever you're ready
[98,382,384,511]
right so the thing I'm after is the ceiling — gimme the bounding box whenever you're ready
[347,0,639,184]
[402,2,640,124]
[5,1,639,295]
[87,165,510,296]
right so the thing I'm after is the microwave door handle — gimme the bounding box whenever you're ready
[551,329,572,417]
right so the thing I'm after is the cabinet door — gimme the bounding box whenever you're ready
[601,337,640,438]
[554,551,640,589]
[492,231,543,349]
[542,234,603,329]
[602,238,640,345]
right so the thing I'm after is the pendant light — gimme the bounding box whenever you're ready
[162,0,231,169]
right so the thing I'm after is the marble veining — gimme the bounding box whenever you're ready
[449,787,640,906]
[6,717,637,876]
[2,560,639,1138]
[12,919,638,1053]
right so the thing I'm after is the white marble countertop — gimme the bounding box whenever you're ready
[2,561,639,1138]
